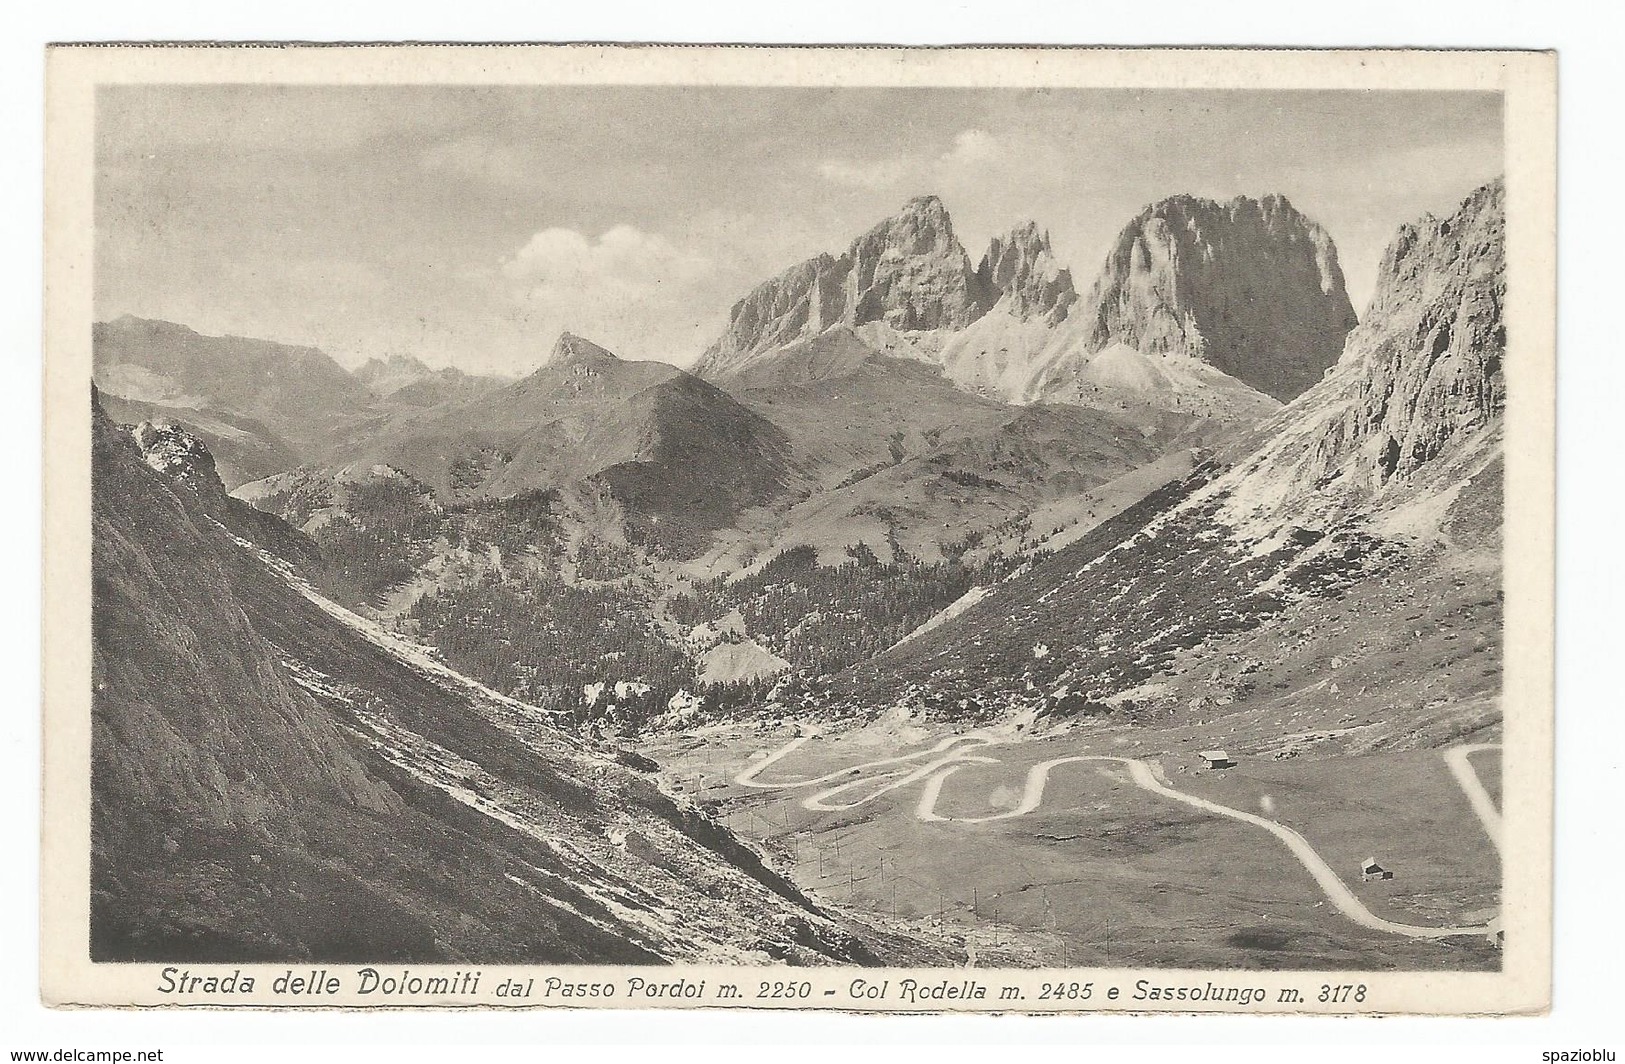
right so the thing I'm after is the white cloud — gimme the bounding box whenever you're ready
[500,225,716,363]
[503,224,710,299]
[941,128,1000,168]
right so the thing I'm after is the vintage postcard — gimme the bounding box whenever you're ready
[41,45,1556,1014]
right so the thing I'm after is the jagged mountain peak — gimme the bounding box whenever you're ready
[1082,191,1358,402]
[978,220,1077,325]
[357,352,427,372]
[699,196,989,378]
[1205,175,1506,535]
[868,193,956,238]
[548,331,621,368]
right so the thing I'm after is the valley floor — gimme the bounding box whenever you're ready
[639,710,1504,971]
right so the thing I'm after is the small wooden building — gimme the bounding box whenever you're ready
[1199,750,1234,769]
[1360,857,1394,882]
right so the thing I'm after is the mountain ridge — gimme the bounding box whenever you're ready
[697,195,992,380]
[809,177,1505,742]
[697,192,1355,419]
[93,316,379,458]
[92,390,923,963]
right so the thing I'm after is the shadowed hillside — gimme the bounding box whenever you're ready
[91,392,937,965]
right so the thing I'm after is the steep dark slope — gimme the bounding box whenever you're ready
[90,393,908,964]
[816,179,1505,748]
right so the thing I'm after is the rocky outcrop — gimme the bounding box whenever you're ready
[1081,194,1359,402]
[126,409,324,570]
[547,330,621,370]
[699,196,989,377]
[845,195,987,332]
[1235,178,1506,502]
[976,221,1077,325]
[131,419,229,505]
[1339,178,1505,482]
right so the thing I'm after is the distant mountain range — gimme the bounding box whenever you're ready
[822,179,1505,746]
[353,353,509,407]
[697,191,1355,410]
[95,190,1355,511]
[93,317,378,456]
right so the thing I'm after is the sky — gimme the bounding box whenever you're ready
[95,86,1503,377]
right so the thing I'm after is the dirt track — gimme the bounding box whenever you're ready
[739,729,1503,941]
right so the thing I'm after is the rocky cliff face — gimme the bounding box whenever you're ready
[1337,178,1505,483]
[933,216,1286,419]
[1082,194,1359,402]
[976,221,1077,325]
[846,194,987,331]
[1216,178,1506,513]
[699,196,989,377]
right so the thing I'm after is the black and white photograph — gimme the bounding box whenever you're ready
[38,44,1557,1014]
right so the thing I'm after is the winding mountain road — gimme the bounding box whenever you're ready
[737,730,1503,941]
[1443,743,1504,854]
